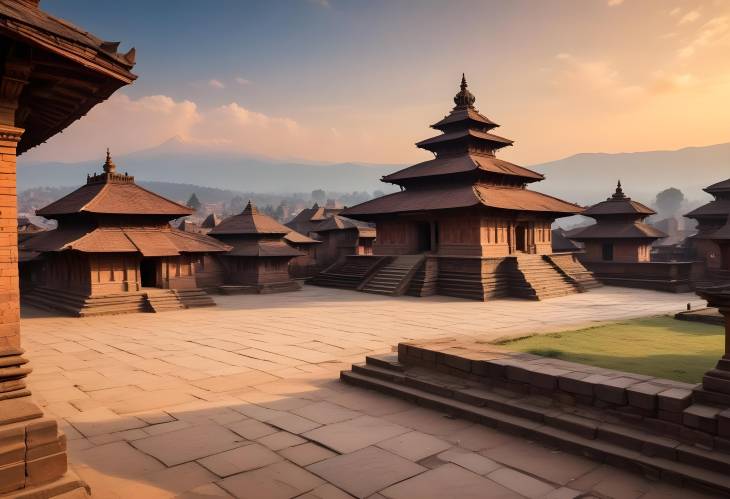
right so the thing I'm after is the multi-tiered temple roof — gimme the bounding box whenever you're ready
[209,201,303,257]
[686,177,730,241]
[570,182,666,241]
[343,75,581,218]
[25,151,229,256]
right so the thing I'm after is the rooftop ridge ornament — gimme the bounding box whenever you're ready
[243,200,259,215]
[610,180,628,200]
[103,148,116,173]
[453,73,476,108]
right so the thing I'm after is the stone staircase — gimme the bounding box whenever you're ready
[310,256,387,289]
[174,288,217,307]
[509,254,581,300]
[144,289,186,312]
[546,254,602,291]
[22,287,147,317]
[406,258,438,297]
[360,255,425,296]
[342,352,730,495]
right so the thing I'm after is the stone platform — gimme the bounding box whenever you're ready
[676,307,725,326]
[19,286,715,498]
[342,338,730,495]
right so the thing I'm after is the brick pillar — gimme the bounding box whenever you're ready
[0,60,86,496]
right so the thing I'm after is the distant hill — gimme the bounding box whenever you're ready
[532,142,730,206]
[18,138,730,208]
[17,137,402,194]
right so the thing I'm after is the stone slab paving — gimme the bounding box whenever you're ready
[19,285,720,498]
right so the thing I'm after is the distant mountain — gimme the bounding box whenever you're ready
[531,142,730,206]
[17,137,402,194]
[17,138,730,208]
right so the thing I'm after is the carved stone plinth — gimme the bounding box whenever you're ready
[696,286,730,405]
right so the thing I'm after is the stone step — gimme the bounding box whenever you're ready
[340,368,730,495]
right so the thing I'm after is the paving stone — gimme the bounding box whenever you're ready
[227,419,277,439]
[302,416,409,453]
[197,443,281,477]
[266,412,321,434]
[75,441,165,475]
[481,440,598,485]
[218,460,324,498]
[307,446,426,498]
[626,382,666,411]
[256,430,306,451]
[376,431,451,461]
[568,463,654,498]
[176,482,232,498]
[143,461,218,494]
[279,442,337,467]
[380,463,521,499]
[487,467,556,498]
[293,401,360,424]
[297,483,355,499]
[442,424,521,451]
[436,448,500,475]
[594,377,640,405]
[67,407,147,437]
[131,424,247,466]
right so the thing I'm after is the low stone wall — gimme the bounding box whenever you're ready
[581,260,702,292]
[397,339,730,452]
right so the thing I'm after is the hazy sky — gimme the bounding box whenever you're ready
[24,0,730,166]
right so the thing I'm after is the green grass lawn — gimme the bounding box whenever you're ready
[497,316,724,384]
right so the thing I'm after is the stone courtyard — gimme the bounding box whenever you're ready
[21,286,718,499]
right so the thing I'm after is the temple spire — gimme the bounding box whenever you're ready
[611,180,627,200]
[243,200,259,215]
[103,148,116,173]
[453,73,476,108]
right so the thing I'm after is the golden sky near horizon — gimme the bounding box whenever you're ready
[22,0,730,167]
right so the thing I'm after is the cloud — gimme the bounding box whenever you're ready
[235,77,252,85]
[607,0,624,6]
[208,79,225,89]
[21,94,200,162]
[309,0,330,7]
[669,7,681,16]
[678,16,729,58]
[678,10,700,25]
[552,53,642,100]
[648,71,697,94]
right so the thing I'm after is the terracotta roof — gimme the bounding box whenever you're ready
[222,240,304,258]
[342,184,583,217]
[312,215,375,233]
[284,230,320,245]
[711,221,730,240]
[0,1,137,153]
[382,154,543,185]
[685,199,730,218]
[431,106,498,131]
[200,213,220,228]
[210,201,291,235]
[552,229,582,252]
[705,178,730,195]
[22,226,229,256]
[416,129,513,151]
[36,157,193,218]
[569,222,667,240]
[581,182,655,217]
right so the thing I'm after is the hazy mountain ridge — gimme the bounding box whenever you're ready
[18,139,730,207]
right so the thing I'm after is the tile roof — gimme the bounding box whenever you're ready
[36,180,193,217]
[382,154,543,185]
[312,215,376,232]
[222,239,304,258]
[685,199,730,218]
[22,226,229,256]
[284,230,320,245]
[342,184,583,217]
[210,201,292,236]
[569,222,667,240]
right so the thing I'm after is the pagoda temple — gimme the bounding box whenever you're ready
[567,183,697,292]
[685,178,730,281]
[570,182,666,263]
[208,201,304,293]
[21,151,229,314]
[286,204,376,274]
[315,75,596,300]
